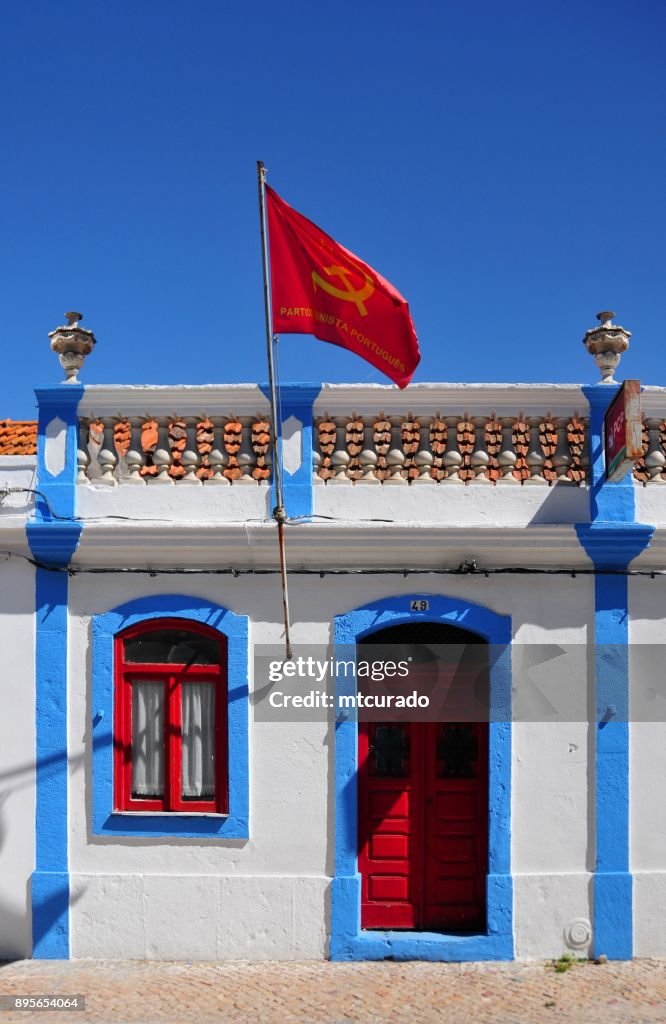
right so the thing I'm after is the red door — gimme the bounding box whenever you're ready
[359,721,488,931]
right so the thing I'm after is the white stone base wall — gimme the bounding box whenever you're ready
[633,873,666,957]
[70,875,328,960]
[513,873,593,959]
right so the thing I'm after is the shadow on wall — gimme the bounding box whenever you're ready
[0,750,84,959]
[527,480,590,526]
[0,792,32,959]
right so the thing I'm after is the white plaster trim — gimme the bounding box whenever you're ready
[637,385,666,418]
[0,456,37,470]
[315,382,590,417]
[78,384,271,418]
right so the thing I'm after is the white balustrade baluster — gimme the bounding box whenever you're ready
[471,417,491,484]
[413,450,434,483]
[358,448,379,484]
[125,450,145,483]
[207,448,229,485]
[98,447,118,484]
[553,417,573,484]
[150,448,173,484]
[86,417,104,480]
[443,417,463,483]
[497,418,519,484]
[524,418,545,485]
[76,448,89,483]
[180,449,201,485]
[234,418,255,485]
[644,419,666,483]
[471,449,491,483]
[124,418,145,485]
[385,448,406,484]
[329,449,351,483]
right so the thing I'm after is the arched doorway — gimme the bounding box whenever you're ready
[357,621,489,933]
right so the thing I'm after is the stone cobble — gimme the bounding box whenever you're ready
[0,959,664,1024]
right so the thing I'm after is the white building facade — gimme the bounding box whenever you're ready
[1,330,666,961]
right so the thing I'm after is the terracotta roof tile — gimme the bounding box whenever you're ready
[0,419,38,456]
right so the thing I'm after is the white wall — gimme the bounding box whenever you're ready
[66,562,596,959]
[68,574,332,959]
[0,556,35,957]
[510,576,594,958]
[629,577,666,956]
[0,457,36,517]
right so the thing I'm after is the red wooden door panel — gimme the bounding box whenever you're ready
[358,723,423,928]
[359,720,488,932]
[423,722,488,931]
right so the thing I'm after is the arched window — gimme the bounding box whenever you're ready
[114,618,228,813]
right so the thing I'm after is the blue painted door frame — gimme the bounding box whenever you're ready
[331,594,513,961]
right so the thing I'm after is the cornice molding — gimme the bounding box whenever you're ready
[73,521,592,570]
[576,522,653,569]
[0,520,34,555]
[26,520,82,567]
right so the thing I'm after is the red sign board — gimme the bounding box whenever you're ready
[604,380,642,481]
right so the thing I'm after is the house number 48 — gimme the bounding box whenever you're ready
[410,600,429,612]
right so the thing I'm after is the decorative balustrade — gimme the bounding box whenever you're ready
[76,401,666,490]
[314,413,590,485]
[633,418,666,484]
[78,414,272,485]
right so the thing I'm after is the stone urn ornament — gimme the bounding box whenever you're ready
[582,311,631,383]
[49,311,96,383]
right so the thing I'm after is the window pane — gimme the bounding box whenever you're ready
[181,684,216,800]
[131,681,164,798]
[370,724,409,777]
[124,629,219,665]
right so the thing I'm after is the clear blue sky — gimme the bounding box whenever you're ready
[2,1,664,420]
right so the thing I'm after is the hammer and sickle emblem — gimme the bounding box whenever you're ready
[312,260,375,316]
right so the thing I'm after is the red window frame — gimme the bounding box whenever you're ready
[114,618,228,814]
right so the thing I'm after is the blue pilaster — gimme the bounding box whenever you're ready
[576,383,653,960]
[26,384,83,958]
[260,382,321,518]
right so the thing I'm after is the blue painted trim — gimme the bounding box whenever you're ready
[259,382,322,518]
[92,595,249,838]
[32,383,84,523]
[582,384,636,525]
[26,384,83,566]
[576,383,653,960]
[331,593,513,961]
[32,571,70,958]
[28,385,84,958]
[576,523,654,571]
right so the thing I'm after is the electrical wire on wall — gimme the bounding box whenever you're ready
[0,550,663,579]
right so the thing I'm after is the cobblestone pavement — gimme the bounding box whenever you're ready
[0,959,664,1024]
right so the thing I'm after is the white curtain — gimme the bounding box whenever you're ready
[131,681,164,797]
[181,684,215,799]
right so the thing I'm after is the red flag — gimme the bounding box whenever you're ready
[266,186,420,388]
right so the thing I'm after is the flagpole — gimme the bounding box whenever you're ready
[257,160,293,660]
